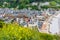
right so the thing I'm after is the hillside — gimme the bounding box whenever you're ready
[0,0,59,9]
[0,20,60,40]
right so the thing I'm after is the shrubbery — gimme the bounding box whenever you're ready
[0,22,60,40]
[0,23,39,40]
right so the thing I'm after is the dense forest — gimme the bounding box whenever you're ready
[0,0,58,2]
[0,0,60,9]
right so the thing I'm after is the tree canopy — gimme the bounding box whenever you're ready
[0,0,60,9]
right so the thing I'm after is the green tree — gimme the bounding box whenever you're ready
[30,5,38,10]
[19,0,30,4]
[50,1,57,6]
[18,0,30,9]
[55,0,60,4]
[0,19,5,28]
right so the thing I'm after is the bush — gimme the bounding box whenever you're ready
[0,19,5,28]
[0,23,40,40]
[0,23,60,40]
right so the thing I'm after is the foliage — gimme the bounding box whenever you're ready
[50,1,57,6]
[30,5,39,10]
[41,5,60,9]
[0,21,60,40]
[0,23,40,40]
[0,0,57,10]
[55,0,60,4]
[0,19,5,28]
[41,5,49,9]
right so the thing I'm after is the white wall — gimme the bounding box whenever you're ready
[49,14,60,34]
[50,18,59,34]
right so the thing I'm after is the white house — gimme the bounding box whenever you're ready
[48,14,60,34]
[31,2,38,6]
[39,2,50,6]
[40,13,60,34]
